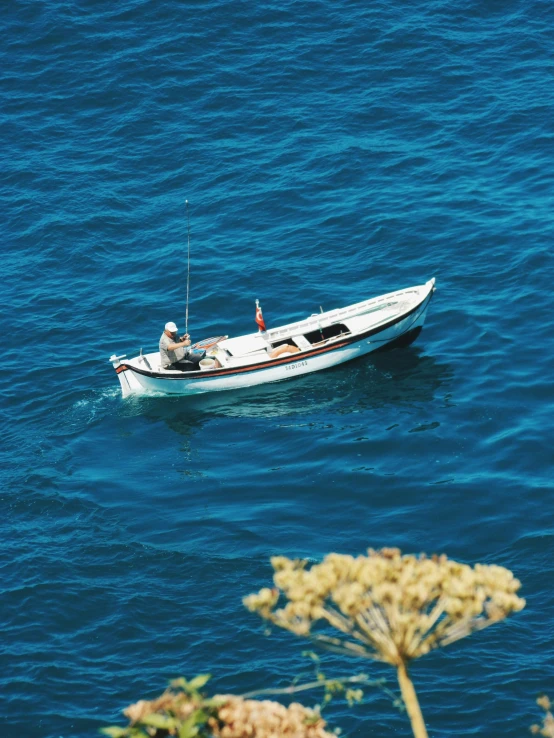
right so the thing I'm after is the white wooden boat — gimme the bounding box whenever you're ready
[110,278,436,397]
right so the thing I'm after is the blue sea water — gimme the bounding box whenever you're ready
[2,1,554,735]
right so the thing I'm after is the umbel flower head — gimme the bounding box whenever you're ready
[244,548,525,667]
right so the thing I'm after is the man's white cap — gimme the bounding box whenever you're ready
[165,321,178,332]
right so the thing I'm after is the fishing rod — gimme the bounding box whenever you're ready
[185,199,191,335]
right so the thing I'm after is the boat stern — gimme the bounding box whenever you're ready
[109,354,143,397]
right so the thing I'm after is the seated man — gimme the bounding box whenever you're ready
[159,321,218,371]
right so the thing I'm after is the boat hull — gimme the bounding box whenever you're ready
[114,285,434,396]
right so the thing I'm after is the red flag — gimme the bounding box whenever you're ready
[255,299,266,332]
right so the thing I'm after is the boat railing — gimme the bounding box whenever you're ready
[267,290,419,341]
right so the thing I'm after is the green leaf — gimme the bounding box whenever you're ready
[171,677,189,690]
[187,674,211,692]
[100,728,129,738]
[202,696,226,708]
[178,724,199,738]
[140,713,177,730]
[178,709,207,738]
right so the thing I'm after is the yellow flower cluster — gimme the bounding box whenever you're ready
[244,548,525,666]
[122,690,334,738]
[213,696,333,738]
[531,695,554,737]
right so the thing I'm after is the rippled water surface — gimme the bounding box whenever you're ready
[2,1,554,736]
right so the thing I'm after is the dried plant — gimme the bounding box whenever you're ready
[244,548,525,738]
[102,675,336,738]
[531,695,554,736]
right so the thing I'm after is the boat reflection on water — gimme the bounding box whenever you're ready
[127,347,453,433]
[356,347,454,412]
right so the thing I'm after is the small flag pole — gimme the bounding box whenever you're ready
[255,299,266,332]
[185,200,191,335]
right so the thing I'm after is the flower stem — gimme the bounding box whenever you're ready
[240,674,382,699]
[396,661,428,738]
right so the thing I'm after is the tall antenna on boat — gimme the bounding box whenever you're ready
[185,199,191,334]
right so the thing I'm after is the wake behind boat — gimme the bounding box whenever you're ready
[109,278,436,397]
